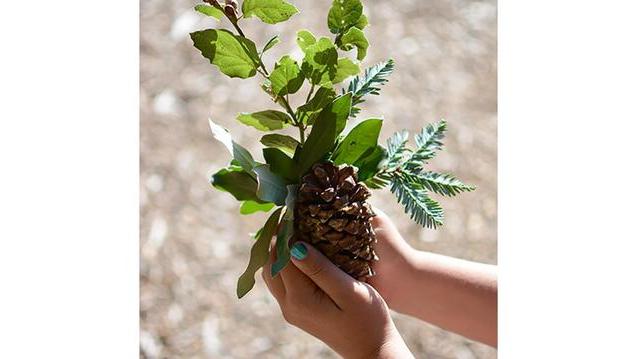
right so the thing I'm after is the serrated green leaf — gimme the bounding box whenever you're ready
[242,0,298,24]
[333,58,361,84]
[260,134,300,156]
[194,4,224,19]
[404,120,447,171]
[332,118,382,165]
[296,30,317,52]
[263,148,297,182]
[240,201,276,215]
[262,35,281,53]
[339,27,369,60]
[297,87,337,125]
[296,93,352,175]
[301,37,338,85]
[355,13,368,29]
[237,207,282,298]
[355,145,387,182]
[211,166,261,201]
[269,56,304,96]
[327,0,363,34]
[190,29,259,79]
[237,110,292,131]
[254,165,288,205]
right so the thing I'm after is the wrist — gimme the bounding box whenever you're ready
[363,330,413,359]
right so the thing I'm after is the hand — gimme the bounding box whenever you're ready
[262,241,414,359]
[366,208,417,311]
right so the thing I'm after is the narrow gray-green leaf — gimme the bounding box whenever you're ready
[194,4,224,19]
[237,110,292,131]
[271,214,294,276]
[254,165,288,205]
[269,55,304,96]
[240,201,276,215]
[242,0,299,24]
[237,207,282,298]
[332,118,382,165]
[339,27,369,60]
[260,134,300,157]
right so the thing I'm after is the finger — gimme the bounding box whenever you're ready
[262,240,285,300]
[289,242,357,306]
[279,253,316,297]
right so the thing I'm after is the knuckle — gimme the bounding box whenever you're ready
[305,263,325,278]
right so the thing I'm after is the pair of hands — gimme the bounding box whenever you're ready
[262,210,415,359]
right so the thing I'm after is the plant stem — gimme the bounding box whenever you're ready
[305,84,315,103]
[231,20,305,143]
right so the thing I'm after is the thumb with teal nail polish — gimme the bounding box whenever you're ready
[290,242,308,260]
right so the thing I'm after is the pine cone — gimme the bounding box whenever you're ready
[294,162,378,280]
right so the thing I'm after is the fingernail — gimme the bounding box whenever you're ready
[290,242,308,260]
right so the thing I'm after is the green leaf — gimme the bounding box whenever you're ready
[301,37,338,85]
[355,14,368,29]
[296,30,317,52]
[297,87,337,124]
[332,118,382,165]
[271,189,296,276]
[296,93,352,175]
[237,110,292,131]
[327,0,363,35]
[339,27,369,60]
[271,214,294,276]
[333,58,361,84]
[239,201,276,215]
[208,119,257,176]
[355,145,387,182]
[254,165,288,205]
[190,29,260,79]
[346,59,395,116]
[260,134,300,157]
[402,172,475,197]
[194,4,224,19]
[391,174,444,229]
[211,166,261,201]
[237,207,282,298]
[262,35,281,53]
[269,56,304,96]
[242,0,299,24]
[263,148,297,182]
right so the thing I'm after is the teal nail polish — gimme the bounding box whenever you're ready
[290,242,308,260]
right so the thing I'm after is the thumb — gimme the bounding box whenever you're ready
[290,242,356,305]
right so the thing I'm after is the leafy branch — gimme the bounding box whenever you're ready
[345,59,395,117]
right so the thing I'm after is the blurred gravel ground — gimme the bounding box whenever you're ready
[141,0,496,357]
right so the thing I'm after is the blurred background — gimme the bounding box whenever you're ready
[141,0,496,357]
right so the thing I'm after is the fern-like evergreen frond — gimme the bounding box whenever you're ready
[405,120,447,172]
[402,171,475,197]
[345,59,395,116]
[390,174,444,228]
[385,130,410,170]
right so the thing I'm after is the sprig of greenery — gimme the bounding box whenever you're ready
[345,59,395,116]
[364,120,475,228]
